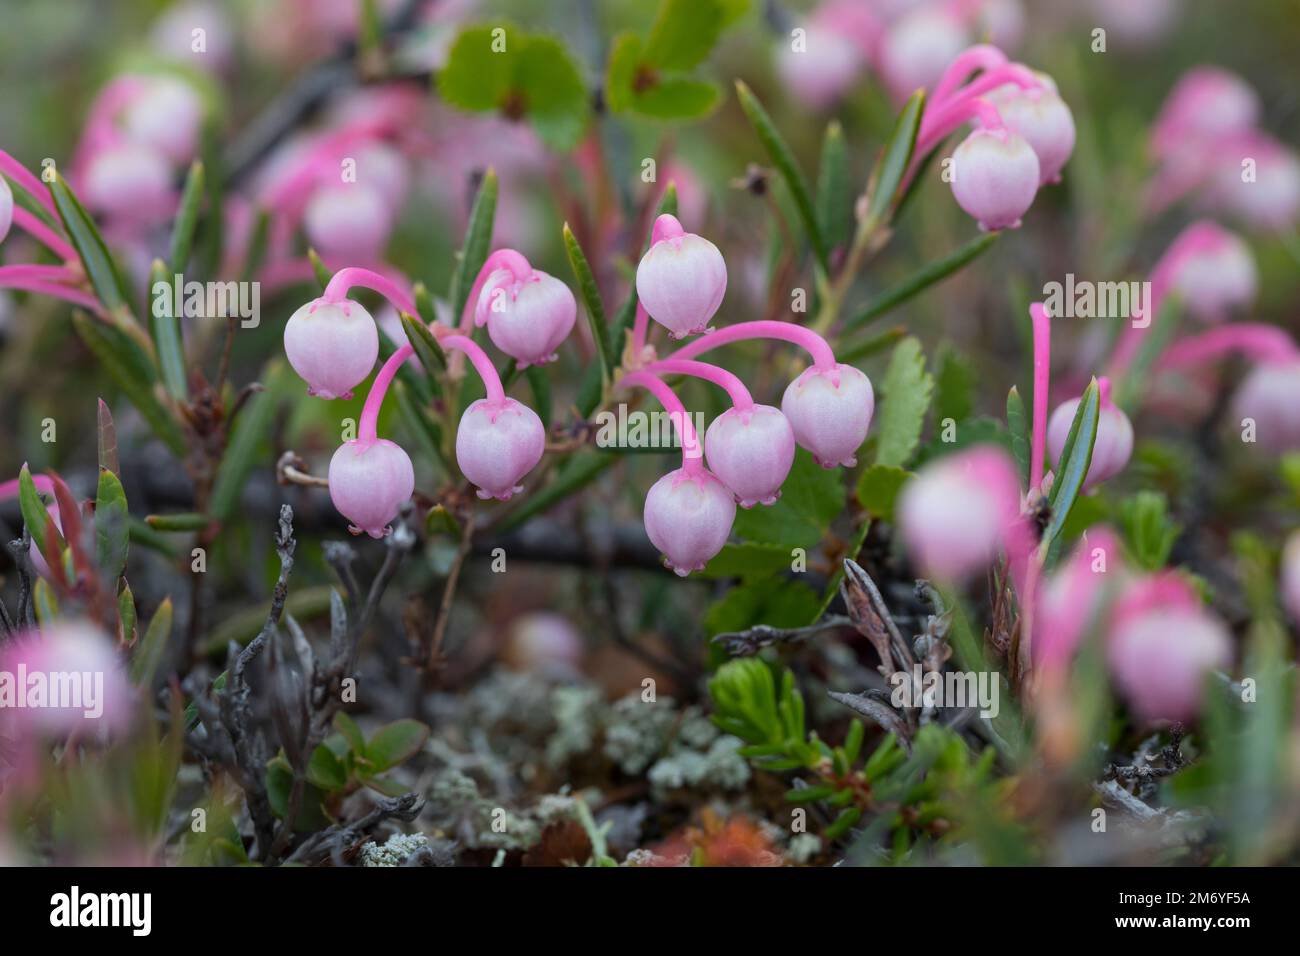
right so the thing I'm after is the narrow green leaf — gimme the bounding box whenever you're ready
[842,231,998,332]
[1006,386,1031,490]
[525,364,551,429]
[562,223,612,383]
[497,453,615,533]
[873,336,934,468]
[145,512,211,532]
[209,362,285,521]
[73,313,186,455]
[33,578,59,626]
[307,248,332,291]
[94,468,130,579]
[824,805,862,840]
[97,398,119,476]
[117,582,136,645]
[785,785,837,803]
[735,80,827,270]
[168,160,205,271]
[131,598,173,685]
[449,168,498,322]
[48,173,127,311]
[862,90,925,228]
[400,310,447,373]
[837,325,905,365]
[148,259,188,400]
[816,120,852,252]
[241,208,270,282]
[1042,379,1100,550]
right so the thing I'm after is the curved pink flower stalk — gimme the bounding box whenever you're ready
[619,370,704,469]
[322,266,418,315]
[69,76,148,178]
[9,208,77,262]
[0,269,102,312]
[458,249,532,332]
[666,319,839,371]
[1157,324,1299,369]
[916,62,1040,150]
[1106,220,1233,379]
[647,358,754,411]
[630,301,653,358]
[916,95,1008,158]
[929,44,1009,107]
[0,148,57,217]
[1029,302,1052,493]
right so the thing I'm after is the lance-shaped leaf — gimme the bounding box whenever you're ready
[118,581,137,646]
[448,167,498,322]
[563,223,612,384]
[860,89,925,229]
[168,160,205,271]
[131,597,174,686]
[95,467,130,579]
[1041,378,1100,551]
[97,398,119,476]
[18,464,58,558]
[209,363,283,522]
[48,172,128,311]
[842,231,999,332]
[816,120,852,252]
[148,259,188,400]
[145,513,212,532]
[307,248,332,291]
[400,310,447,376]
[73,313,186,455]
[735,80,827,271]
[525,364,552,429]
[1005,386,1031,490]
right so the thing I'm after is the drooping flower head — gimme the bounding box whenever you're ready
[455,398,546,501]
[1230,358,1300,454]
[988,72,1076,184]
[642,467,737,576]
[780,363,874,468]
[328,438,414,538]
[475,259,577,368]
[704,404,796,508]
[283,297,379,400]
[950,126,1041,231]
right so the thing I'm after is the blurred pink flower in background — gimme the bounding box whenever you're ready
[0,622,134,738]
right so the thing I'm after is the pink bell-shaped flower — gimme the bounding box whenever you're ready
[988,75,1076,184]
[780,363,874,468]
[635,214,727,339]
[1047,392,1134,489]
[0,176,12,244]
[704,404,796,508]
[284,297,379,400]
[1282,531,1300,626]
[475,267,576,367]
[1171,229,1257,322]
[122,76,204,164]
[455,398,546,501]
[328,438,414,538]
[1107,576,1231,724]
[0,621,133,735]
[83,142,174,223]
[642,467,737,576]
[304,183,393,264]
[950,126,1041,231]
[1231,359,1300,454]
[896,446,1021,582]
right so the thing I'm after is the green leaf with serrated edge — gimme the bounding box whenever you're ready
[209,361,285,522]
[73,313,186,455]
[842,232,998,332]
[933,343,975,425]
[118,582,136,644]
[497,453,615,533]
[168,160,204,271]
[448,168,498,322]
[817,121,852,252]
[633,78,721,119]
[307,248,331,291]
[48,173,128,311]
[735,81,827,271]
[97,398,119,476]
[95,468,130,579]
[145,512,210,532]
[732,449,844,548]
[1006,386,1031,489]
[862,90,925,229]
[131,598,173,686]
[18,464,54,557]
[604,32,642,113]
[644,0,724,70]
[148,260,188,400]
[525,364,551,429]
[699,542,793,579]
[1042,379,1100,551]
[873,336,934,468]
[563,223,612,383]
[856,464,911,521]
[366,719,430,772]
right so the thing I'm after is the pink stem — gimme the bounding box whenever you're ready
[0,149,57,217]
[1029,302,1052,492]
[929,45,1009,107]
[631,301,651,355]
[666,320,838,371]
[441,334,506,405]
[10,207,77,262]
[358,346,409,443]
[648,358,754,411]
[1157,324,1299,370]
[459,249,530,333]
[0,275,102,311]
[619,370,704,472]
[914,97,1006,159]
[0,264,79,283]
[322,267,418,315]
